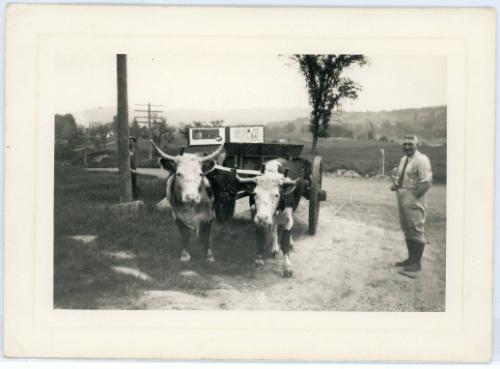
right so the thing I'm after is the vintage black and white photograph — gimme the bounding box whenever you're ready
[53,52,447,311]
[5,4,496,361]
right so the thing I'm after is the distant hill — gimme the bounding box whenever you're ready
[264,106,447,143]
[335,106,447,141]
[73,106,116,126]
[66,105,446,143]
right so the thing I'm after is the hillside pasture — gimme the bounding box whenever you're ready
[301,138,446,183]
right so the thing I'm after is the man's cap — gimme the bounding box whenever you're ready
[129,136,137,142]
[402,135,418,145]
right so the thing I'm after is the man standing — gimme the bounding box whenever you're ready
[391,135,432,272]
[129,136,140,200]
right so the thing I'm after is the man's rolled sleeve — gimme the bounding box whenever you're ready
[417,156,433,183]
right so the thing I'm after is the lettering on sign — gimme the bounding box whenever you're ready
[229,127,264,143]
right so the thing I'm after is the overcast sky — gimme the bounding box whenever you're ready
[55,53,446,115]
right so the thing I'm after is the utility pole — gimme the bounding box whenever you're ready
[134,103,164,159]
[116,54,133,203]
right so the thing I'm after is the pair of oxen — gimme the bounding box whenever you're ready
[150,141,300,277]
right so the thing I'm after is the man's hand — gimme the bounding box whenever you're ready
[390,184,398,191]
[413,181,431,198]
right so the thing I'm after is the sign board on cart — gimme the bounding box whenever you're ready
[188,126,264,146]
[187,127,225,146]
[229,126,264,143]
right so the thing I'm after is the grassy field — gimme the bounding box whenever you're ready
[301,139,446,183]
[54,165,265,308]
[54,165,167,308]
[54,164,446,311]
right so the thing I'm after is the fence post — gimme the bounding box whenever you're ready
[83,128,89,167]
[148,103,153,160]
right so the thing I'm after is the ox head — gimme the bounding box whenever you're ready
[151,140,224,205]
[236,169,297,228]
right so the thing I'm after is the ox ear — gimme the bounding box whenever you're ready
[201,159,217,174]
[158,158,176,173]
[282,183,297,197]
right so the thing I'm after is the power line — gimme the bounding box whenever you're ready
[133,103,165,159]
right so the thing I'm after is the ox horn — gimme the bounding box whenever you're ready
[281,177,298,185]
[201,144,225,162]
[150,140,176,161]
[235,173,258,184]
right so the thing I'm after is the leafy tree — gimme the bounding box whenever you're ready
[89,124,109,150]
[291,55,368,153]
[210,119,224,128]
[139,125,149,139]
[152,117,176,145]
[55,114,79,143]
[178,120,225,141]
[285,122,296,132]
[378,135,388,142]
[129,117,141,139]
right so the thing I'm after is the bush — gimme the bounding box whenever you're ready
[55,144,83,164]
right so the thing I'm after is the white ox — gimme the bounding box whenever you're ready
[151,140,224,263]
[236,159,301,277]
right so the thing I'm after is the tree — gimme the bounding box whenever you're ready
[210,119,224,128]
[129,117,141,139]
[291,55,368,153]
[178,120,225,141]
[367,120,376,140]
[92,124,110,149]
[55,114,79,143]
[152,117,176,145]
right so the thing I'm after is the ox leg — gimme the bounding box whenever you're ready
[254,227,266,266]
[175,219,192,263]
[199,221,214,263]
[280,207,294,277]
[271,226,280,259]
[278,228,293,251]
[281,230,293,277]
[249,194,256,220]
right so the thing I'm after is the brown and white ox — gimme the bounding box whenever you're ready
[151,140,224,263]
[236,159,302,277]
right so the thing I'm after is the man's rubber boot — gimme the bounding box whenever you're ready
[404,241,425,272]
[395,239,413,267]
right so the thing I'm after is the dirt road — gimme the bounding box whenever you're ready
[111,172,446,312]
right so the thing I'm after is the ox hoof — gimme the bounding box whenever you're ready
[206,250,215,263]
[283,257,293,277]
[271,245,280,258]
[180,250,191,263]
[254,257,264,267]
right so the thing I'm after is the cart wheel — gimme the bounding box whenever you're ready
[214,193,236,223]
[308,156,322,235]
